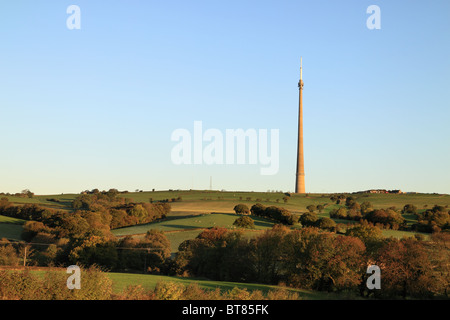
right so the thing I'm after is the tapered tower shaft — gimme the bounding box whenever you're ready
[295,58,305,193]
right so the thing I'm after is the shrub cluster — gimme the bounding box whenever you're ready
[0,229,172,274]
[328,197,449,233]
[328,198,406,230]
[0,268,301,300]
[233,204,250,215]
[0,266,112,300]
[116,281,300,300]
[298,213,336,232]
[233,216,255,229]
[0,193,172,273]
[413,205,450,233]
[250,204,295,225]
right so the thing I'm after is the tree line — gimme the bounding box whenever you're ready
[172,225,450,299]
[0,190,171,273]
[325,196,449,232]
[233,203,295,225]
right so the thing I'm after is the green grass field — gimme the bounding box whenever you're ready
[0,194,76,210]
[0,215,25,241]
[0,223,23,240]
[112,213,274,236]
[0,215,26,224]
[112,213,275,253]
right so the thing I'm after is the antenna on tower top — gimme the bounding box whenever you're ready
[300,57,303,80]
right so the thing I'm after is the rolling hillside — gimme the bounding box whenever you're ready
[0,190,448,246]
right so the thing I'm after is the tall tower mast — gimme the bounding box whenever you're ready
[295,58,305,193]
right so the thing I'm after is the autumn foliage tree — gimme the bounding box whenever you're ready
[281,228,365,292]
[233,204,250,215]
[376,238,440,298]
[250,204,294,225]
[345,221,384,256]
[233,216,255,229]
[249,225,290,284]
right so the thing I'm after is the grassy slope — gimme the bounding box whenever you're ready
[112,213,274,236]
[112,213,274,253]
[0,215,25,241]
[0,224,23,240]
[0,194,77,210]
[0,215,26,224]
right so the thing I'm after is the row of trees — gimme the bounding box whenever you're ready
[0,229,172,273]
[329,206,406,230]
[414,205,450,233]
[67,230,171,273]
[0,194,170,235]
[173,225,450,298]
[0,189,34,198]
[0,192,172,273]
[326,197,450,233]
[233,203,295,225]
[298,213,337,231]
[250,204,295,225]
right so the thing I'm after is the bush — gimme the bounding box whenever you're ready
[347,209,362,220]
[330,207,348,219]
[316,217,337,232]
[415,208,449,231]
[363,209,405,229]
[298,212,318,227]
[0,266,113,300]
[264,206,295,225]
[154,281,185,300]
[344,222,383,254]
[402,204,417,214]
[0,270,43,300]
[114,285,154,300]
[360,201,373,214]
[250,203,266,216]
[250,204,294,225]
[266,288,300,300]
[225,287,252,300]
[0,242,20,266]
[233,216,255,229]
[233,204,250,215]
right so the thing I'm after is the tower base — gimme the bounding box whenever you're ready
[295,174,305,194]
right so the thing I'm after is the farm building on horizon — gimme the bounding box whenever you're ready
[353,189,403,194]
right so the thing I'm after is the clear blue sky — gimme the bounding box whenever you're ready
[0,1,449,195]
